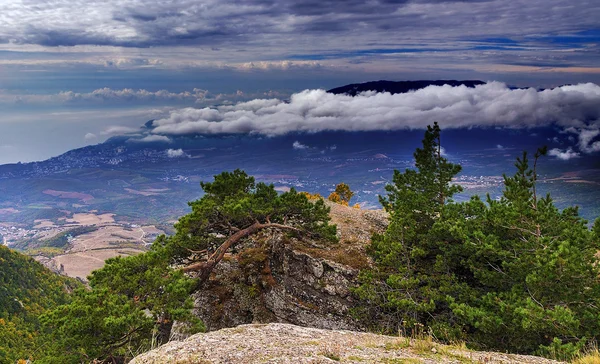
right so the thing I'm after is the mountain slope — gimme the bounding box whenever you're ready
[0,245,78,362]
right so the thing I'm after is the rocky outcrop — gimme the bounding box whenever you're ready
[187,201,387,333]
[132,323,564,364]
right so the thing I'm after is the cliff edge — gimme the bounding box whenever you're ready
[187,201,387,333]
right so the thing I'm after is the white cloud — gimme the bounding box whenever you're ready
[0,88,207,105]
[151,83,600,157]
[130,135,172,143]
[496,144,504,150]
[548,147,580,161]
[1,0,599,57]
[58,88,208,103]
[0,87,293,108]
[292,141,309,150]
[84,132,97,140]
[1,0,600,86]
[166,148,186,158]
[236,61,323,71]
[101,126,141,136]
[577,128,600,153]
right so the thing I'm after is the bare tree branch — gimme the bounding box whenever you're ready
[181,222,303,283]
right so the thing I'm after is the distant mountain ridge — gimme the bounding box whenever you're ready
[0,79,598,231]
[327,79,486,96]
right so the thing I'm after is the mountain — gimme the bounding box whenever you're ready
[327,79,486,95]
[0,81,598,281]
[0,127,597,230]
[0,112,595,362]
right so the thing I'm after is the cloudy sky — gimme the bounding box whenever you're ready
[1,0,600,163]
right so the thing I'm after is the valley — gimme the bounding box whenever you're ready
[2,130,597,283]
[2,210,164,280]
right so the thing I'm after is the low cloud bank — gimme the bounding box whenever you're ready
[58,88,208,102]
[84,133,97,141]
[149,82,600,154]
[130,135,172,143]
[1,87,291,107]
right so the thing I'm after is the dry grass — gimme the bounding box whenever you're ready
[384,337,411,351]
[411,336,437,355]
[52,248,144,279]
[295,243,370,270]
[573,350,600,364]
[382,359,423,364]
[33,219,56,229]
[319,342,342,361]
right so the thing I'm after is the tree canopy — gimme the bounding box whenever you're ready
[165,169,337,282]
[356,124,600,360]
[328,182,355,206]
[39,169,337,363]
[355,122,465,332]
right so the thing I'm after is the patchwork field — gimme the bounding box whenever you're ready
[64,212,116,225]
[51,248,144,280]
[25,212,165,280]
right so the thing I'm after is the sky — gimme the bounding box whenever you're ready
[1,0,600,164]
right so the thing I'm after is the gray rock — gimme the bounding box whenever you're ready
[131,323,566,364]
[187,233,361,334]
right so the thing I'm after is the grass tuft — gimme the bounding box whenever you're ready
[320,342,342,361]
[573,350,600,364]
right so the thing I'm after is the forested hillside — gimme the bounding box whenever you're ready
[0,245,78,362]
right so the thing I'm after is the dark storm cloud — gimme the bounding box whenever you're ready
[128,13,158,23]
[286,0,394,16]
[20,28,131,47]
[2,0,599,50]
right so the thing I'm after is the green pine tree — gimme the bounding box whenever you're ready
[448,149,600,358]
[355,122,464,335]
[356,126,600,360]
